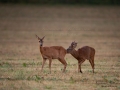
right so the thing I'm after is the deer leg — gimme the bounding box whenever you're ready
[49,59,52,73]
[41,58,46,72]
[92,57,95,69]
[89,59,94,73]
[58,58,67,72]
[78,61,80,73]
[78,59,85,73]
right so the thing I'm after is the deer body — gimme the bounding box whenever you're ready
[40,46,66,59]
[36,35,67,73]
[67,42,95,73]
[77,46,95,60]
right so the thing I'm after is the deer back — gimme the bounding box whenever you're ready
[78,46,95,60]
[40,46,66,59]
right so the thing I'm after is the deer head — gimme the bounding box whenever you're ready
[67,41,77,53]
[35,35,45,46]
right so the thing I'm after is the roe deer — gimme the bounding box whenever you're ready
[36,35,67,73]
[67,42,95,73]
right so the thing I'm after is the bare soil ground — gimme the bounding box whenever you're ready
[0,4,120,90]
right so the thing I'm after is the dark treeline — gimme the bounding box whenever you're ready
[0,0,120,5]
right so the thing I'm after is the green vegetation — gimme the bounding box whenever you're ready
[44,85,52,89]
[14,70,26,80]
[23,63,27,67]
[0,62,12,68]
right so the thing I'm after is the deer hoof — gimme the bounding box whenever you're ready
[80,71,83,73]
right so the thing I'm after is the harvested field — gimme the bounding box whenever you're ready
[0,4,120,90]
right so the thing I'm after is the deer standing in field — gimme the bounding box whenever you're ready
[67,42,95,73]
[36,35,67,73]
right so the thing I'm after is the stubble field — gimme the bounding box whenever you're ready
[0,4,120,90]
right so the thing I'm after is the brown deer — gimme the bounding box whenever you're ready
[67,42,95,73]
[35,35,67,73]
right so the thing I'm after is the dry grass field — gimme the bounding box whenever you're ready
[0,4,120,90]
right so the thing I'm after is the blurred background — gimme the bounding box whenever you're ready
[0,0,120,5]
[0,0,120,59]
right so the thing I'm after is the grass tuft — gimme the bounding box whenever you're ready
[69,77,75,84]
[27,75,44,82]
[44,85,52,89]
[23,63,27,67]
[15,70,26,80]
[0,62,12,68]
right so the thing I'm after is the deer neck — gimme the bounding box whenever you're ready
[70,49,79,60]
[39,45,43,54]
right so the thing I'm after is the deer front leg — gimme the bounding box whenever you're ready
[78,59,85,73]
[41,58,46,72]
[78,61,82,73]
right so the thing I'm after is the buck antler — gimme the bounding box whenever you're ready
[35,34,40,40]
[41,36,45,40]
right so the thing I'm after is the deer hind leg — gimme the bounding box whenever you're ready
[89,58,94,73]
[41,58,46,72]
[78,59,85,73]
[58,58,67,72]
[78,62,80,73]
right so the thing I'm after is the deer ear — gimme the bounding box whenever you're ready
[71,42,74,45]
[72,41,76,45]
[74,41,77,44]
[42,36,45,40]
[75,42,77,44]
[35,34,40,40]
